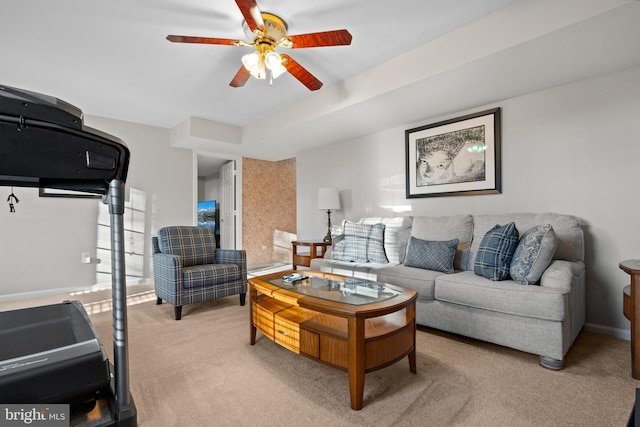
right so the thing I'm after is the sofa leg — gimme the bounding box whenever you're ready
[240,293,246,306]
[174,306,182,321]
[540,356,564,370]
[156,297,162,305]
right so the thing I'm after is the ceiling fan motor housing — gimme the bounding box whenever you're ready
[243,12,288,42]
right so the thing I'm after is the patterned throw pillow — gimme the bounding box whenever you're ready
[330,224,346,261]
[510,224,557,285]
[474,222,519,281]
[358,217,413,264]
[404,236,459,274]
[339,220,388,263]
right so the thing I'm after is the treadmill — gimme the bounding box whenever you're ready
[0,84,137,426]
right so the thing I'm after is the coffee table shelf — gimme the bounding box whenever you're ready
[249,270,417,410]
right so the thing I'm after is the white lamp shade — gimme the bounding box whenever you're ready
[317,187,340,210]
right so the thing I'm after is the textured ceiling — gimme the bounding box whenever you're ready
[1,0,520,128]
[2,0,640,167]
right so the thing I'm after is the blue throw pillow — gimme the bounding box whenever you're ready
[510,224,557,285]
[404,236,459,274]
[474,222,519,281]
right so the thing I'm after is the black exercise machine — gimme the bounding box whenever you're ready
[0,84,136,426]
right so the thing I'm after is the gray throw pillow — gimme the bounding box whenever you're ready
[510,224,557,285]
[474,222,519,281]
[404,236,459,273]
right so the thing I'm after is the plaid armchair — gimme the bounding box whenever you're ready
[152,226,247,320]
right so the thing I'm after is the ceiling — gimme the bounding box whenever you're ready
[3,1,640,170]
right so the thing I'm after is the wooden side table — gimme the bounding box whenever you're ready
[291,241,330,270]
[620,259,640,379]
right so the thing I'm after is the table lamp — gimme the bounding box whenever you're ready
[317,187,340,243]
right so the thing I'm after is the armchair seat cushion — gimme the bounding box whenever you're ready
[182,264,242,289]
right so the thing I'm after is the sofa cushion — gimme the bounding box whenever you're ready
[404,237,459,274]
[410,215,473,271]
[358,217,413,263]
[434,271,567,321]
[157,226,216,267]
[474,223,519,281]
[336,220,388,263]
[510,224,557,285]
[376,264,443,302]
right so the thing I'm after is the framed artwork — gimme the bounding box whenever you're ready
[405,107,501,198]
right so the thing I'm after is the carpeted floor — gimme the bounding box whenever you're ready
[2,285,639,426]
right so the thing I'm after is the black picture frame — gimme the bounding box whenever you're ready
[405,107,501,198]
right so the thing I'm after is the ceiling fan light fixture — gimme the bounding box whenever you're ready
[265,51,286,78]
[241,51,258,68]
[241,52,266,79]
[242,46,286,82]
[270,63,287,79]
[264,51,280,69]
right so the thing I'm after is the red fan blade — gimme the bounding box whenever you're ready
[229,66,251,88]
[282,30,352,49]
[280,54,323,91]
[235,0,266,36]
[166,35,243,46]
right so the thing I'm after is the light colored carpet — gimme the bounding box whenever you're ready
[1,286,638,426]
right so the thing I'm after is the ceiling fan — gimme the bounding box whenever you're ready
[166,0,352,91]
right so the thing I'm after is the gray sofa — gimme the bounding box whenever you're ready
[310,213,585,369]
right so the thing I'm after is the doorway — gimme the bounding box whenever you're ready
[196,153,242,250]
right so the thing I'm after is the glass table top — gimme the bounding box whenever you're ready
[266,274,400,306]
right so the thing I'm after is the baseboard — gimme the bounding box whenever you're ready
[584,322,630,341]
[0,286,87,302]
[0,280,152,303]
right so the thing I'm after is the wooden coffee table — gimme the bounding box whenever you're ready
[249,270,417,410]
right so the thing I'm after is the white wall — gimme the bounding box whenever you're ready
[197,175,220,202]
[297,65,640,336]
[203,174,221,202]
[0,116,194,298]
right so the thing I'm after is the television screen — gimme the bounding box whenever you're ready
[197,200,216,233]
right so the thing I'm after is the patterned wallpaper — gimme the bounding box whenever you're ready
[242,157,297,267]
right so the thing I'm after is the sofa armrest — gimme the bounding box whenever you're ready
[540,259,586,346]
[539,260,585,292]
